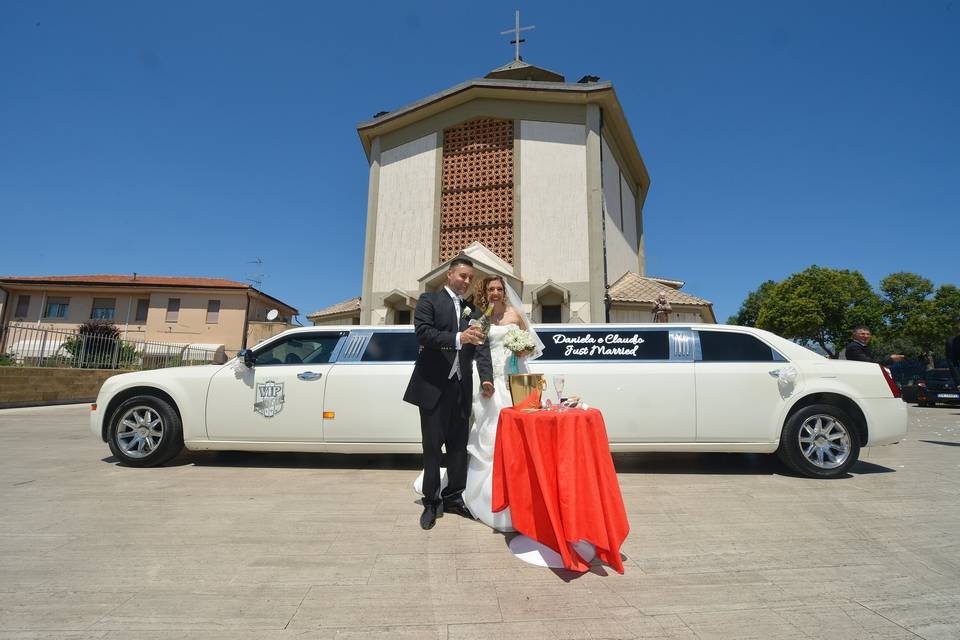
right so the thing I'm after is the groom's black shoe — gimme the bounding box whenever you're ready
[420,503,440,530]
[442,500,474,520]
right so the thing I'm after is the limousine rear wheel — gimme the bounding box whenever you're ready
[108,395,183,467]
[778,404,860,478]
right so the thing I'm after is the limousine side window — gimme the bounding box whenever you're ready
[536,330,670,361]
[697,331,783,362]
[361,332,419,362]
[255,333,344,366]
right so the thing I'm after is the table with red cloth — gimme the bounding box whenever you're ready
[491,407,630,573]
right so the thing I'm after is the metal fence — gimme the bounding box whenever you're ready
[0,323,224,370]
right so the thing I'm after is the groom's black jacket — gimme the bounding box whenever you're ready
[403,290,493,411]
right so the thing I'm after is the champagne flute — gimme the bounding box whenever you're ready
[553,375,565,411]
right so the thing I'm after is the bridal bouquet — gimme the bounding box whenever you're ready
[504,328,537,357]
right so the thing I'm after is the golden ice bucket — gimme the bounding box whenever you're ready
[508,373,546,411]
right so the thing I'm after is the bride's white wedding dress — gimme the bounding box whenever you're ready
[462,323,524,532]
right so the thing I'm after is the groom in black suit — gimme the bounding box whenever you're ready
[404,257,494,529]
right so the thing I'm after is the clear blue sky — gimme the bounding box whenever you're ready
[2,1,957,322]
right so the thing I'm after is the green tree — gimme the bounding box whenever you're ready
[756,265,881,357]
[879,272,934,333]
[931,284,960,363]
[878,275,960,367]
[727,280,777,326]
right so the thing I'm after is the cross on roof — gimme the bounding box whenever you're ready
[500,10,535,62]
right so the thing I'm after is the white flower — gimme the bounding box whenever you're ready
[461,306,472,318]
[504,328,537,354]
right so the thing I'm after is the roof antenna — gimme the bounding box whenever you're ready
[245,257,264,289]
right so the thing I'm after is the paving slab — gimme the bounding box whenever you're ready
[0,403,958,638]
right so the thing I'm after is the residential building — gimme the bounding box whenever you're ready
[0,274,298,356]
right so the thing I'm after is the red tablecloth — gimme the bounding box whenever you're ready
[492,407,630,573]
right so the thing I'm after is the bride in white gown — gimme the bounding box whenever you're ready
[462,276,544,531]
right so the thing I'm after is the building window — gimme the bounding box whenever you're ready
[165,298,180,322]
[541,305,561,323]
[134,298,149,322]
[395,309,411,325]
[90,298,116,320]
[206,299,220,324]
[43,297,70,319]
[14,295,30,318]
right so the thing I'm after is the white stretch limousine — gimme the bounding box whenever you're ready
[90,324,907,478]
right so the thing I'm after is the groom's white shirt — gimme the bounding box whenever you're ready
[444,286,463,380]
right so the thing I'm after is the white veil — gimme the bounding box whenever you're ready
[503,281,545,361]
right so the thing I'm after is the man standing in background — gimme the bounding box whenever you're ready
[843,326,905,364]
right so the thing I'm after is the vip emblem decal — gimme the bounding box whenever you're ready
[254,380,285,418]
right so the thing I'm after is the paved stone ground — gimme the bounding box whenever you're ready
[0,403,958,639]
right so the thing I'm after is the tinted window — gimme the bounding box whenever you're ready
[537,330,670,361]
[255,333,343,365]
[698,331,776,362]
[362,332,419,362]
[925,370,954,382]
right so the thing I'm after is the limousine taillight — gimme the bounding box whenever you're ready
[880,365,901,398]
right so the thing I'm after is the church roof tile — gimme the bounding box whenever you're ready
[608,272,712,306]
[307,296,361,319]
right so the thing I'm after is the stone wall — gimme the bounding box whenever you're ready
[0,367,119,408]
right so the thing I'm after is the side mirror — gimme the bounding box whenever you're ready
[238,349,256,368]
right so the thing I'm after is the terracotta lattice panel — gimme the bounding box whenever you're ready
[440,118,514,264]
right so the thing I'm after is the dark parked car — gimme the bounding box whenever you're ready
[916,369,960,407]
[900,374,921,404]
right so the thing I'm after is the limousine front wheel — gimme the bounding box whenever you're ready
[778,404,860,478]
[108,395,183,467]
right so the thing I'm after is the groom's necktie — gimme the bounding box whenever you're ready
[448,295,462,381]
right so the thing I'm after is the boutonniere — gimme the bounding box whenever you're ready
[461,306,472,318]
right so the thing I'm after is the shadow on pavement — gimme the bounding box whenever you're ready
[612,452,779,475]
[101,449,897,477]
[612,452,895,478]
[102,451,424,470]
[920,440,960,447]
[849,460,896,474]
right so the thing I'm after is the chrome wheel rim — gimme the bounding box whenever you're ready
[116,406,163,458]
[798,414,851,469]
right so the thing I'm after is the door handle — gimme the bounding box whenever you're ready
[297,371,323,381]
[768,369,782,377]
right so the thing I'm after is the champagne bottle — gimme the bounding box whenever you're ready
[470,304,495,338]
[478,304,494,337]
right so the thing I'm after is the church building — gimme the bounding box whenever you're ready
[309,39,714,326]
